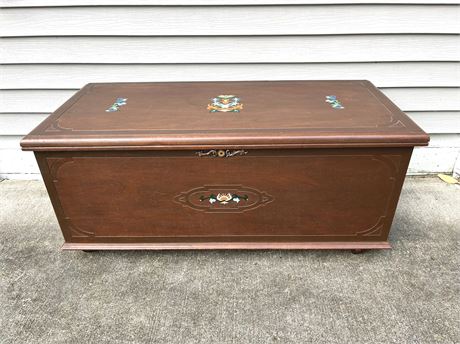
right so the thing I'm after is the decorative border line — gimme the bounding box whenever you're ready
[44,81,408,133]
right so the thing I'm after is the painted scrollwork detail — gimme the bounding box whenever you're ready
[106,97,127,112]
[196,149,248,158]
[325,95,344,109]
[175,185,273,213]
[200,193,248,205]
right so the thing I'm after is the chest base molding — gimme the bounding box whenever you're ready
[62,241,391,251]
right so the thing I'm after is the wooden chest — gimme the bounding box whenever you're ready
[21,81,429,251]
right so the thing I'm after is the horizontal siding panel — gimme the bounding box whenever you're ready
[2,36,459,64]
[423,133,460,147]
[0,135,25,149]
[1,111,459,136]
[2,88,458,113]
[0,114,49,135]
[383,88,460,111]
[0,149,38,174]
[0,173,41,180]
[409,147,460,174]
[2,5,459,36]
[407,112,460,133]
[0,137,38,174]
[2,63,459,89]
[1,90,74,113]
[409,133,460,174]
[2,0,460,7]
[408,134,460,174]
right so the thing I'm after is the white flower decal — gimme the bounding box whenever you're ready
[200,193,248,205]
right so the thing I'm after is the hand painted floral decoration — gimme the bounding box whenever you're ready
[325,95,344,109]
[106,98,128,112]
[200,193,248,205]
[207,95,243,113]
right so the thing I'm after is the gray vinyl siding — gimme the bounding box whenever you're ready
[0,1,459,178]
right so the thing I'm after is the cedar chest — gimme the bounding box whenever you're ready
[21,81,429,252]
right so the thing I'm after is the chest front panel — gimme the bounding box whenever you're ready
[38,148,411,244]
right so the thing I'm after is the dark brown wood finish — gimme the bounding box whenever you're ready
[23,81,428,251]
[22,81,428,151]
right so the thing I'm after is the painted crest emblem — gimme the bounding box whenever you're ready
[207,95,243,113]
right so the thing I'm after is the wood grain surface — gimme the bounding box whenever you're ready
[36,147,410,249]
[21,81,429,151]
[24,80,427,250]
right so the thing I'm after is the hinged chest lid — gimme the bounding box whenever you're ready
[21,81,429,151]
